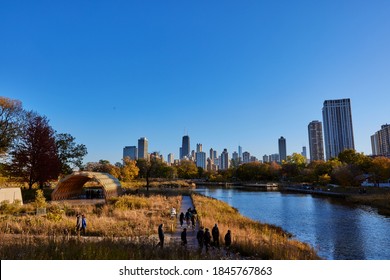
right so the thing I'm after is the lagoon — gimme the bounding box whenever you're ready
[196,186,390,260]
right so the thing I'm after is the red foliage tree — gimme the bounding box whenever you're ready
[10,113,60,189]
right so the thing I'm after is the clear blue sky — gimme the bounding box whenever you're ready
[1,0,389,164]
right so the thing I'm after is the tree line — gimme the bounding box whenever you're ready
[85,150,390,188]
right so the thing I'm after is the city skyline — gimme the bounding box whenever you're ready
[1,1,389,164]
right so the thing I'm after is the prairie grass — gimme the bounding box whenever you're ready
[0,234,215,260]
[0,194,181,237]
[192,194,320,260]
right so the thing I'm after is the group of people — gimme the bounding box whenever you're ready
[157,206,233,256]
[194,224,231,254]
[179,207,197,229]
[75,213,87,236]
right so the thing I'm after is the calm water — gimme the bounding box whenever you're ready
[196,187,390,260]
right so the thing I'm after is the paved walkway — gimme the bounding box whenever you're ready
[170,195,199,249]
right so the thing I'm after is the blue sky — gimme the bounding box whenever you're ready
[1,0,389,164]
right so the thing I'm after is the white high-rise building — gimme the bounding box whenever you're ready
[322,98,355,160]
[371,124,390,157]
[196,151,207,169]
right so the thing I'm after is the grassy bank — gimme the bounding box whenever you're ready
[192,194,320,260]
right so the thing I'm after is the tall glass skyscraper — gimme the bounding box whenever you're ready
[278,136,287,162]
[181,135,190,159]
[137,137,148,160]
[322,98,355,160]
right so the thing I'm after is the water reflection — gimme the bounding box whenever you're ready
[196,186,390,260]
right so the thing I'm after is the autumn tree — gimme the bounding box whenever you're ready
[0,96,24,155]
[369,157,390,185]
[55,133,87,175]
[9,113,61,189]
[84,160,120,177]
[176,160,198,179]
[121,157,139,181]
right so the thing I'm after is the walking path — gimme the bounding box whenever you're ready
[170,195,199,249]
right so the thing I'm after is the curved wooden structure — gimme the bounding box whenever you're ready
[51,171,122,201]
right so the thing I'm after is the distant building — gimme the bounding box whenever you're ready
[181,135,190,159]
[263,154,269,163]
[278,137,287,162]
[209,148,215,161]
[167,153,174,165]
[196,143,203,153]
[269,154,280,163]
[371,124,390,157]
[301,146,307,159]
[196,151,207,169]
[238,145,242,163]
[250,156,258,162]
[308,120,325,161]
[123,146,137,161]
[322,98,355,160]
[220,149,229,170]
[138,137,148,160]
[232,151,239,162]
[242,151,250,163]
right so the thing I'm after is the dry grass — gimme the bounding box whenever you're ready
[192,193,320,260]
[0,194,181,237]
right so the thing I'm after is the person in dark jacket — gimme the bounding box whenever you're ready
[212,224,220,248]
[204,228,211,253]
[185,210,192,228]
[224,229,232,256]
[181,228,187,246]
[81,214,87,236]
[157,224,164,248]
[196,227,205,250]
[179,212,185,228]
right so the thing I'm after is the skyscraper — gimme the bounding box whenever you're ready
[242,151,250,163]
[167,153,174,165]
[220,149,229,170]
[138,137,148,160]
[322,98,355,160]
[278,137,287,162]
[209,148,214,161]
[181,135,190,159]
[371,124,390,157]
[123,146,138,160]
[196,143,202,153]
[238,145,242,163]
[196,151,207,169]
[308,121,325,161]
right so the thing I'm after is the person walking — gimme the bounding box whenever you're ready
[196,227,205,251]
[81,214,87,236]
[157,224,164,248]
[204,228,211,253]
[179,212,184,228]
[191,213,196,229]
[75,213,82,236]
[224,229,232,256]
[185,210,192,228]
[212,224,220,248]
[181,228,187,246]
